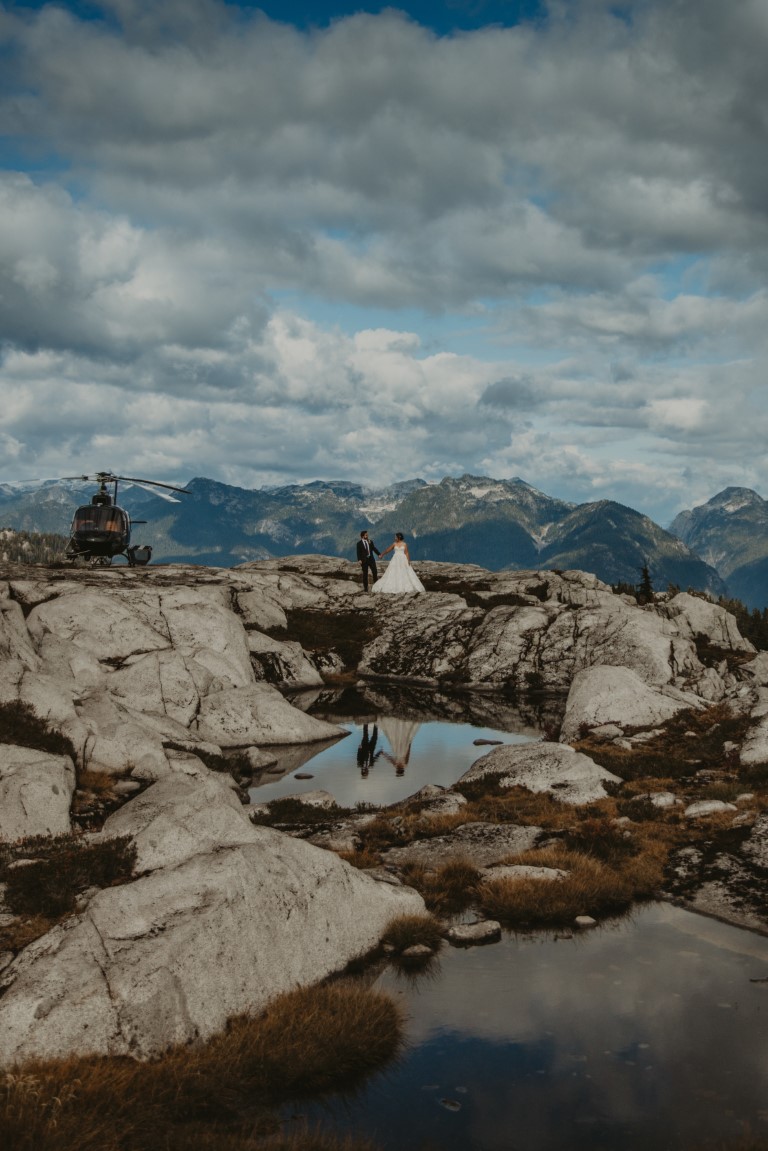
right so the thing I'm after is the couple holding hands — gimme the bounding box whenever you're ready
[356,530,425,595]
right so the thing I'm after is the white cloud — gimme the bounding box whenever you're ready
[2,0,768,520]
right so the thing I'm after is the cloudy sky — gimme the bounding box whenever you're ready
[1,0,767,522]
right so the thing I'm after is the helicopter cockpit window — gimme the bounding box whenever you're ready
[73,506,128,534]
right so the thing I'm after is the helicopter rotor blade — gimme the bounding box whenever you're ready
[119,480,183,504]
[62,473,118,484]
[114,475,190,495]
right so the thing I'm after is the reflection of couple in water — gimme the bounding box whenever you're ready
[356,723,381,777]
[356,717,420,777]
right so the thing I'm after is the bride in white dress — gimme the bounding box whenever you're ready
[372,533,426,595]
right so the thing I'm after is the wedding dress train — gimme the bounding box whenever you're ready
[371,544,426,594]
[379,716,421,773]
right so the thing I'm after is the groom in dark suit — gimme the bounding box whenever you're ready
[356,530,380,591]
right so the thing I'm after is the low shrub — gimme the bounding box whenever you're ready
[354,814,408,854]
[563,815,638,863]
[251,797,349,828]
[281,609,381,670]
[742,762,768,790]
[0,834,136,919]
[0,699,76,758]
[0,982,401,1151]
[165,743,255,784]
[575,703,751,782]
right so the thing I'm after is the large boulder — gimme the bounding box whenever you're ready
[560,665,701,742]
[659,593,755,654]
[247,632,324,687]
[25,588,169,663]
[99,773,256,873]
[78,692,175,778]
[0,827,423,1065]
[194,682,346,747]
[467,592,701,691]
[459,740,621,805]
[0,745,76,841]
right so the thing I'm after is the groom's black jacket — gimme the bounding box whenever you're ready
[356,539,380,562]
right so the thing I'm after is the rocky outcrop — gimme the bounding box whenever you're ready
[1,562,758,781]
[0,745,76,840]
[1,555,766,1067]
[666,812,768,933]
[559,666,702,743]
[382,822,542,869]
[353,564,747,710]
[1,571,347,787]
[459,740,621,806]
[0,772,424,1065]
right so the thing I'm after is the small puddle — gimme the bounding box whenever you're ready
[289,903,768,1151]
[249,684,545,808]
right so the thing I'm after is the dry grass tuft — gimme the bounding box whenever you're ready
[477,842,667,927]
[381,913,444,953]
[399,856,482,914]
[453,781,579,833]
[75,769,116,796]
[0,914,55,954]
[353,814,408,854]
[180,983,405,1103]
[337,847,383,870]
[0,982,401,1151]
[563,814,639,863]
[406,810,476,839]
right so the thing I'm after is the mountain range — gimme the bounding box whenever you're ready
[0,472,742,601]
[669,487,768,610]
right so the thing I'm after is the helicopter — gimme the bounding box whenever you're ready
[63,471,189,567]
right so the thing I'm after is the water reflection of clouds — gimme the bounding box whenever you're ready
[368,904,768,1148]
[395,908,768,1050]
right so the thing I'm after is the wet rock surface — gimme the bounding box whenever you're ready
[666,814,768,932]
[446,919,502,946]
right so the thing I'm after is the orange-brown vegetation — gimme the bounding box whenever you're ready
[0,982,401,1151]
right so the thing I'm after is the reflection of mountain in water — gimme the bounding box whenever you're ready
[285,682,561,736]
[379,717,421,775]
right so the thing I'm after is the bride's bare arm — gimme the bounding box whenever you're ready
[380,544,394,557]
